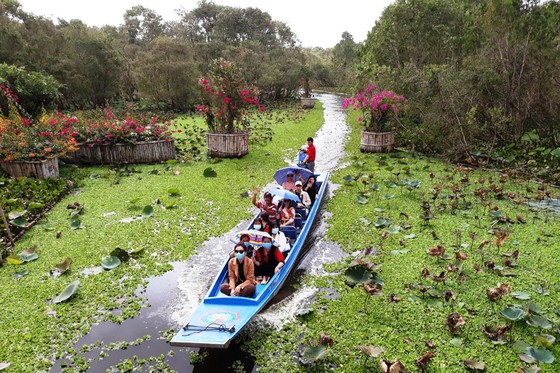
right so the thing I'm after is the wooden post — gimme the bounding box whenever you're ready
[0,202,14,247]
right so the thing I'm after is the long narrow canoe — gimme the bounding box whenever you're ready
[170,171,329,348]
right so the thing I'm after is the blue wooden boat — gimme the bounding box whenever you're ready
[170,170,329,348]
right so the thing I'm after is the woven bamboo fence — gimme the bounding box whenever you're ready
[206,131,248,158]
[360,131,395,153]
[0,157,59,179]
[64,140,176,165]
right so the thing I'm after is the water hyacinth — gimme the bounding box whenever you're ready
[343,85,407,132]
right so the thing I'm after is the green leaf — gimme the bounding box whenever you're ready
[101,256,121,270]
[148,169,159,175]
[53,280,80,304]
[6,255,24,265]
[301,344,328,364]
[449,338,464,347]
[344,265,372,285]
[386,226,401,234]
[390,250,409,255]
[52,257,72,277]
[9,216,27,227]
[512,340,531,354]
[12,270,29,279]
[357,345,384,358]
[464,359,486,371]
[534,334,555,349]
[373,218,391,228]
[203,167,217,177]
[523,347,555,364]
[70,218,83,230]
[526,315,552,329]
[499,306,525,321]
[489,210,503,218]
[404,234,416,239]
[342,175,355,183]
[142,205,154,218]
[7,210,26,220]
[168,188,180,196]
[356,195,369,204]
[127,198,140,204]
[19,249,38,262]
[512,291,531,300]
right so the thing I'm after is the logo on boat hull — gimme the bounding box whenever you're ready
[201,310,240,324]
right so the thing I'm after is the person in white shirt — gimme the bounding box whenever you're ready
[269,221,291,254]
[294,181,311,209]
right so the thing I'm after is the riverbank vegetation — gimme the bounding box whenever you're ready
[0,102,324,372]
[245,113,559,372]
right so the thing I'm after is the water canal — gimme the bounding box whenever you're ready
[52,93,350,372]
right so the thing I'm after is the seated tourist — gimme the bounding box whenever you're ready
[278,199,295,227]
[270,221,290,254]
[294,180,311,209]
[253,216,270,234]
[303,175,319,206]
[281,172,296,191]
[253,237,284,284]
[252,188,277,223]
[220,243,257,297]
[229,233,255,258]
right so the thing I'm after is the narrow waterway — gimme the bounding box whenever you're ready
[52,93,350,372]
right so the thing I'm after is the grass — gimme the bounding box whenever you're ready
[244,111,560,372]
[0,102,325,372]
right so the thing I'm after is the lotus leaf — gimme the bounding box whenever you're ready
[53,280,80,304]
[356,195,369,204]
[513,340,532,354]
[374,218,391,228]
[6,255,23,265]
[386,226,401,234]
[489,210,503,218]
[381,194,394,199]
[383,181,397,188]
[168,188,180,196]
[12,270,29,279]
[520,347,555,364]
[464,359,486,371]
[203,167,217,177]
[449,338,464,347]
[70,218,83,230]
[101,256,121,270]
[19,247,38,262]
[342,175,355,183]
[526,302,543,315]
[534,334,555,349]
[371,183,381,191]
[7,210,26,220]
[9,216,27,227]
[404,234,416,239]
[357,345,384,358]
[142,205,154,217]
[301,344,328,364]
[52,257,72,276]
[512,291,531,300]
[373,207,384,212]
[500,306,525,321]
[526,315,552,329]
[344,265,372,285]
[359,217,370,225]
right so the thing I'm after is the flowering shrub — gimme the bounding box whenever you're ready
[196,59,264,133]
[70,107,174,146]
[0,85,77,162]
[343,85,406,132]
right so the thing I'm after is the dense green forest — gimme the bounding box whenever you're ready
[1,0,559,176]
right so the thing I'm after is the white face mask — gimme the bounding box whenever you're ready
[254,224,262,230]
[271,228,279,234]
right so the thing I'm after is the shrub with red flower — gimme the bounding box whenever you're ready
[0,85,77,162]
[69,107,174,146]
[197,59,264,133]
[343,85,407,132]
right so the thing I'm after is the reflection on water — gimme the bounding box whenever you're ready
[56,93,349,372]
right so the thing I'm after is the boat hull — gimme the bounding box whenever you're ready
[170,171,329,348]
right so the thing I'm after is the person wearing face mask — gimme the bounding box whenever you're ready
[252,216,270,234]
[269,221,290,254]
[230,234,255,259]
[220,243,257,297]
[253,237,284,284]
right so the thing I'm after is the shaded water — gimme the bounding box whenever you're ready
[52,93,349,372]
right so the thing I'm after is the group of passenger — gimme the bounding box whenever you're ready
[220,169,319,298]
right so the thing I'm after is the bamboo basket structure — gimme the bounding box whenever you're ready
[300,97,316,109]
[0,157,59,179]
[360,131,395,153]
[206,131,248,158]
[64,140,176,165]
